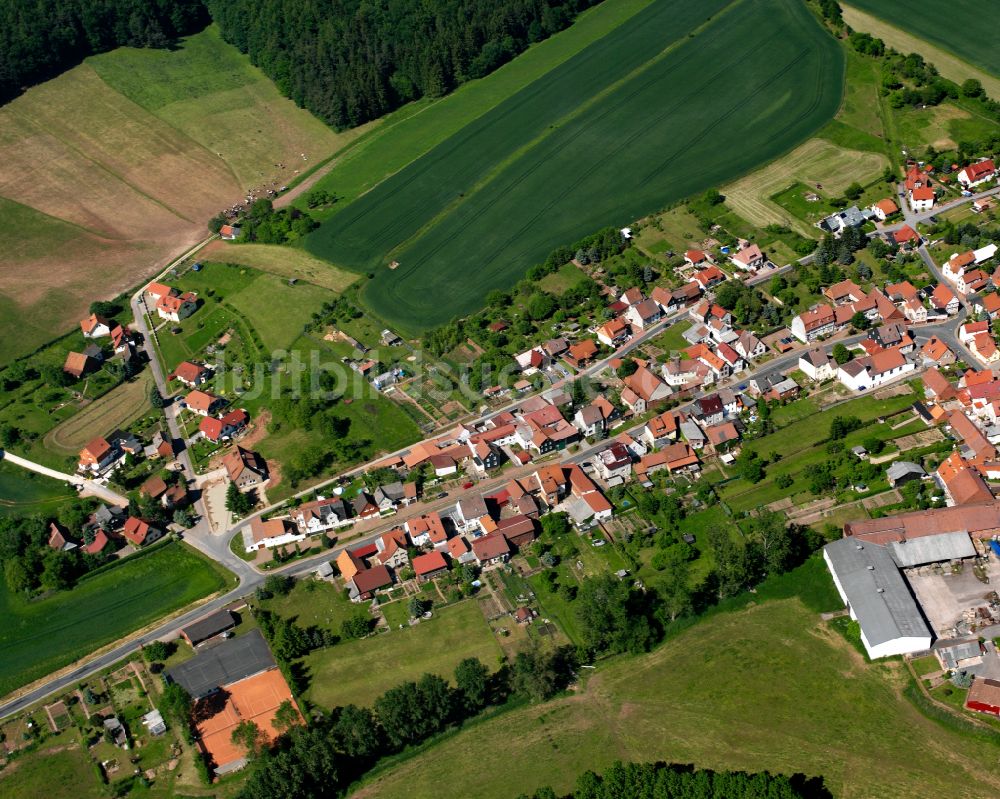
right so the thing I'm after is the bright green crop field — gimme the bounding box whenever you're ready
[0,540,230,697]
[306,0,843,332]
[846,1,1000,78]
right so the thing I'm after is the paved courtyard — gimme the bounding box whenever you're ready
[907,556,1000,637]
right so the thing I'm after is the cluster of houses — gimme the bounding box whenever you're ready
[497,246,773,400]
[790,274,962,348]
[46,501,168,557]
[77,427,177,477]
[63,313,142,380]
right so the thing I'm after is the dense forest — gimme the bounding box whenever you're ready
[205,0,603,129]
[0,0,208,104]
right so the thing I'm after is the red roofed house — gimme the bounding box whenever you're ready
[48,523,77,551]
[870,199,899,221]
[922,368,956,401]
[908,185,935,212]
[937,452,993,506]
[156,291,198,322]
[80,314,112,338]
[121,516,162,547]
[684,249,709,266]
[597,318,630,348]
[78,436,116,473]
[622,365,670,414]
[199,409,249,443]
[930,283,960,315]
[959,269,990,295]
[566,338,599,367]
[84,529,110,555]
[63,351,97,379]
[172,361,210,387]
[944,250,976,283]
[731,243,765,271]
[824,279,865,306]
[958,159,997,189]
[904,165,931,192]
[412,551,449,581]
[692,265,726,289]
[223,446,268,489]
[497,514,539,548]
[920,336,955,366]
[146,282,174,301]
[983,292,1000,320]
[966,677,1000,717]
[892,225,921,248]
[183,390,223,416]
[219,224,241,240]
[472,532,510,567]
[791,304,835,343]
[347,565,393,602]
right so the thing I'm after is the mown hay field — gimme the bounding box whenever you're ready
[351,564,1000,799]
[722,138,888,235]
[0,26,348,366]
[845,1,1000,85]
[43,373,153,455]
[0,541,230,697]
[305,0,844,333]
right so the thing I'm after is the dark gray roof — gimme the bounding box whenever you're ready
[374,481,405,503]
[180,610,236,646]
[886,461,926,483]
[167,629,275,698]
[935,639,982,670]
[824,537,931,650]
[94,504,123,527]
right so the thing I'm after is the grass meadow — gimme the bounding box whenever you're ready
[0,741,106,799]
[0,540,230,697]
[0,463,73,518]
[349,560,1000,799]
[305,0,843,333]
[303,599,503,709]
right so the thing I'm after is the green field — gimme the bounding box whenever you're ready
[0,741,106,799]
[87,25,351,188]
[847,1,1000,79]
[305,0,843,332]
[0,541,230,697]
[0,462,73,518]
[303,599,503,709]
[350,561,1000,799]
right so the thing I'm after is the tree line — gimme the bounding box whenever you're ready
[206,0,602,130]
[0,0,208,104]
[518,760,830,799]
[235,650,576,798]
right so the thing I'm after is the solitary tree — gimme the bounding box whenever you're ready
[231,720,266,757]
[831,343,852,364]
